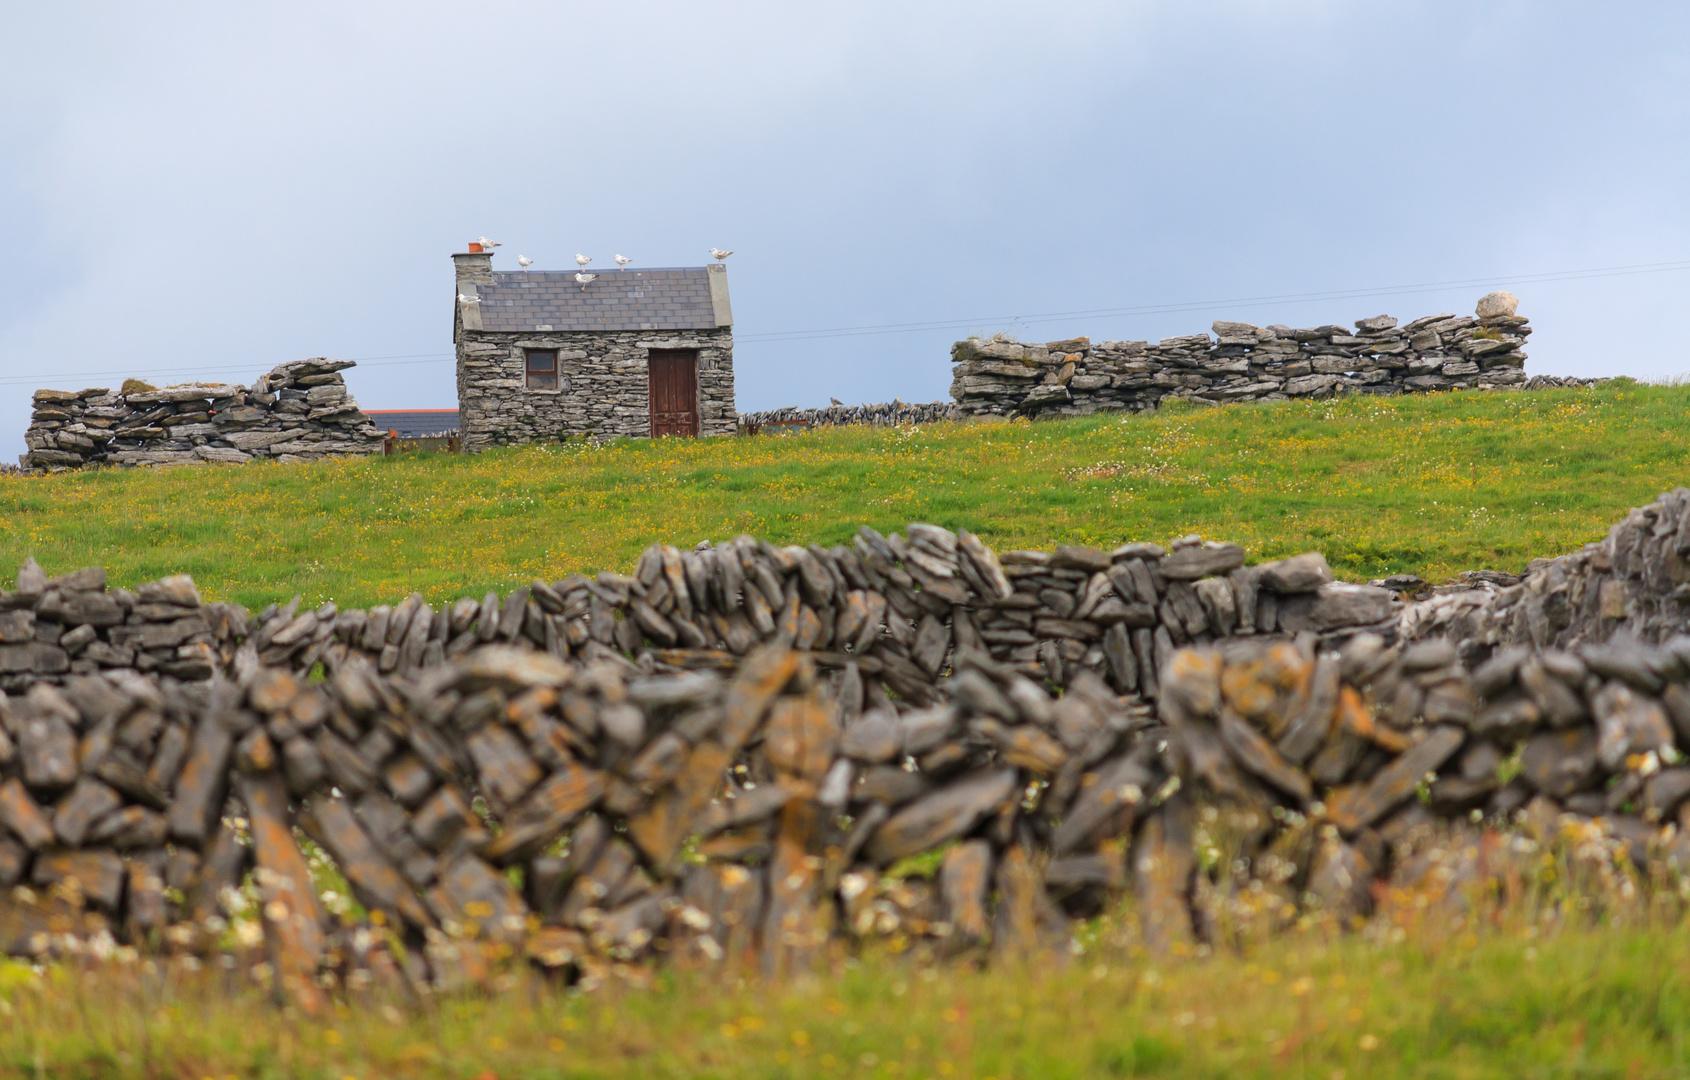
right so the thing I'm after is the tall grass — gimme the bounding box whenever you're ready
[2,915,1686,1078]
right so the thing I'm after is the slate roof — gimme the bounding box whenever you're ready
[364,410,460,436]
[471,268,719,333]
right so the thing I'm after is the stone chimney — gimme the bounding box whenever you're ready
[452,249,493,339]
[453,250,494,289]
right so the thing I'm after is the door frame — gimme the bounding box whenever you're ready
[647,348,701,438]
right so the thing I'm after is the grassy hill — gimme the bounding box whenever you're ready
[6,381,1690,1078]
[1,381,1685,610]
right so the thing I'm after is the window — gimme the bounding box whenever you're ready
[525,349,558,390]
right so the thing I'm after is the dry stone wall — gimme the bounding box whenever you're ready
[738,401,956,432]
[21,359,386,473]
[951,294,1597,419]
[3,491,1690,1005]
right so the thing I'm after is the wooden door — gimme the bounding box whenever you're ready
[648,349,700,437]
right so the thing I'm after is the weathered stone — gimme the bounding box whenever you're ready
[33,849,125,910]
[626,741,730,866]
[1643,767,1690,821]
[1052,752,1151,853]
[866,768,1017,864]
[465,724,542,811]
[991,843,1067,958]
[18,712,78,790]
[760,802,831,976]
[1306,836,1376,919]
[1219,710,1312,802]
[719,648,801,752]
[51,778,121,847]
[1594,682,1674,771]
[410,784,477,851]
[1160,543,1245,581]
[1133,798,1194,954]
[841,709,902,763]
[238,774,326,1015]
[853,765,932,807]
[430,854,527,944]
[975,720,1067,773]
[937,840,991,943]
[1476,291,1518,318]
[1519,727,1600,799]
[1520,660,1588,727]
[1278,583,1395,632]
[167,711,232,847]
[304,795,434,929]
[1255,552,1333,594]
[483,759,605,863]
[85,805,168,850]
[762,697,837,784]
[1278,655,1339,764]
[1328,726,1464,834]
[0,779,55,849]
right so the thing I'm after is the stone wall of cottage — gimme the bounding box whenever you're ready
[950,294,1597,418]
[454,328,736,450]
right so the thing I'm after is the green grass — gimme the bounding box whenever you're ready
[4,917,1688,1078]
[2,381,1685,611]
[7,382,1690,1077]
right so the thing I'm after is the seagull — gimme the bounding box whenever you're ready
[474,236,502,249]
[614,254,632,268]
[575,272,597,288]
[709,248,734,261]
[830,397,843,406]
[575,254,593,268]
[517,255,533,270]
[456,293,481,304]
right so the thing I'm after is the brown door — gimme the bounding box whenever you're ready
[648,349,700,437]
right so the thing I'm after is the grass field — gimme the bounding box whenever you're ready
[1,382,1686,611]
[5,383,1690,1077]
[4,916,1687,1078]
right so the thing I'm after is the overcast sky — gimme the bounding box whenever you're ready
[2,2,1686,456]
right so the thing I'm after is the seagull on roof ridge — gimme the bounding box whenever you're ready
[709,248,734,260]
[575,272,597,288]
[614,254,632,267]
[474,237,502,248]
[575,254,593,268]
[456,293,481,304]
[517,255,533,270]
[830,397,843,406]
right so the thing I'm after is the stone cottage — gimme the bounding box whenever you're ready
[452,249,735,450]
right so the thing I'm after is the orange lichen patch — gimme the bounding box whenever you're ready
[1164,648,1224,715]
[1221,642,1312,733]
[1336,686,1409,752]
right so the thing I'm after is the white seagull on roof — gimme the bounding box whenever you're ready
[614,254,632,267]
[575,254,593,268]
[516,255,533,270]
[456,292,481,304]
[575,272,597,288]
[709,248,734,260]
[474,236,502,248]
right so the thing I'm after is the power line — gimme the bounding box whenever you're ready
[4,257,1685,389]
[735,258,1690,343]
[0,352,454,389]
